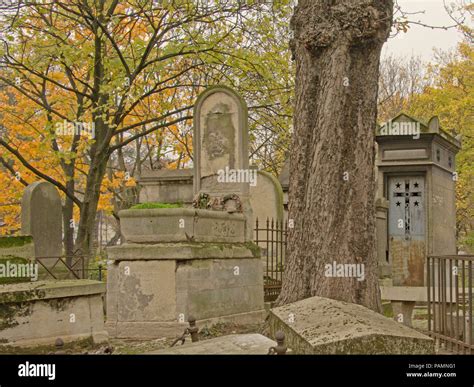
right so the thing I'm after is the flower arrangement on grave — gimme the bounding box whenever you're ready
[192,192,242,213]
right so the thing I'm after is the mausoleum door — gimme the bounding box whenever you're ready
[388,176,426,286]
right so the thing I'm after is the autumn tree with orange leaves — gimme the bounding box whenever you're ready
[0,0,294,261]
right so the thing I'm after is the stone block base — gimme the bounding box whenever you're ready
[106,241,264,339]
[0,280,107,347]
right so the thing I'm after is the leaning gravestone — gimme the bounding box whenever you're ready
[268,296,434,354]
[193,86,253,239]
[21,181,63,266]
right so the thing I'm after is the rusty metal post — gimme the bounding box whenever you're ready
[188,316,199,343]
[268,331,287,355]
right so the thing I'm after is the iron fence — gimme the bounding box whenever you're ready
[427,255,474,354]
[255,218,287,302]
[34,256,107,282]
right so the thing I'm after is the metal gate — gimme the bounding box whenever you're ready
[388,176,426,286]
[255,218,287,302]
[427,255,474,354]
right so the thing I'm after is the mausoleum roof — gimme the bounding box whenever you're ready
[376,112,461,149]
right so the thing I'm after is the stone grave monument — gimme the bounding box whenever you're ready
[1,182,108,348]
[268,296,434,354]
[106,86,264,338]
[375,113,461,326]
[21,181,63,267]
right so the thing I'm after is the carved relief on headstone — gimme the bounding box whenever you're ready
[203,103,236,166]
[193,86,253,239]
[193,86,250,201]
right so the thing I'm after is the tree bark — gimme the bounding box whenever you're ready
[277,0,393,312]
[62,187,75,260]
[74,153,108,257]
[74,8,109,262]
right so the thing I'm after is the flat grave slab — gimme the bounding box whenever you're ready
[148,334,275,355]
[268,296,434,354]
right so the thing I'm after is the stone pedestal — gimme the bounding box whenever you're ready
[106,208,265,338]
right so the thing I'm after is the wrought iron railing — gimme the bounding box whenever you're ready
[255,218,287,302]
[427,255,474,354]
[34,256,106,282]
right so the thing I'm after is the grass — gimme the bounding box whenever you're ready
[0,256,32,285]
[382,302,393,318]
[0,236,33,249]
[130,202,183,210]
[0,337,98,355]
[460,230,474,254]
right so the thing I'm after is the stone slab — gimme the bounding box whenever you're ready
[268,296,434,354]
[107,242,259,261]
[381,286,471,303]
[0,280,106,303]
[119,208,246,243]
[138,169,194,204]
[0,280,107,347]
[148,334,275,355]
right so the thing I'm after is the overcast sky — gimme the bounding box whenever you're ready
[383,0,468,61]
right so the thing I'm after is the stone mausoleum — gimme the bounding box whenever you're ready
[374,113,461,284]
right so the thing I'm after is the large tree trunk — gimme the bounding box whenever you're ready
[75,153,108,256]
[74,12,110,266]
[277,0,393,312]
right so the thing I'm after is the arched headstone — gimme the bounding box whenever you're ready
[21,181,63,262]
[193,85,249,196]
[193,85,253,239]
